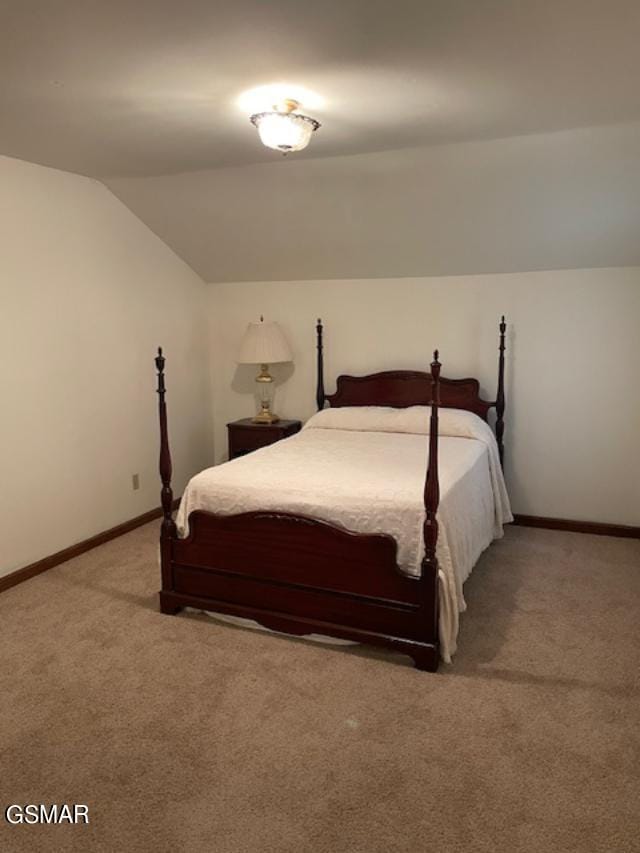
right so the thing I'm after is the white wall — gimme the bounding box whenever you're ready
[107,122,640,283]
[210,270,640,526]
[0,156,212,577]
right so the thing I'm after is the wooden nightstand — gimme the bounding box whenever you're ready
[227,418,302,460]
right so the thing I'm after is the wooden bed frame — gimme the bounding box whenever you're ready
[155,318,506,671]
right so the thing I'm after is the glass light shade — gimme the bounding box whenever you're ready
[250,111,320,153]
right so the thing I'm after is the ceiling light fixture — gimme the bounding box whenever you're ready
[250,98,320,154]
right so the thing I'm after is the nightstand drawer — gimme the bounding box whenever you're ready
[227,418,302,460]
[231,426,278,453]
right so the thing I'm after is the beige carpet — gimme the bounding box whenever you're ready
[0,523,638,853]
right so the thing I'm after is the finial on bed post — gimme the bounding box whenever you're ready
[155,347,177,539]
[316,318,325,411]
[496,316,506,467]
[421,351,441,620]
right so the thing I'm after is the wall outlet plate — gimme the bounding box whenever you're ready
[132,473,140,491]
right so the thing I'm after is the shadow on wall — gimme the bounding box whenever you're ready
[230,362,296,428]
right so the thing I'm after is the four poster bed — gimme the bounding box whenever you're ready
[155,318,510,672]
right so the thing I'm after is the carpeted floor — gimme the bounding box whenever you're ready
[0,523,639,853]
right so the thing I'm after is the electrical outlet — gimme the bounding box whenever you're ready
[132,473,140,491]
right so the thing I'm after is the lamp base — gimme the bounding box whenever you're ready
[253,363,280,423]
[251,411,281,424]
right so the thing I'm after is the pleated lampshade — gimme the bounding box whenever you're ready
[237,320,292,365]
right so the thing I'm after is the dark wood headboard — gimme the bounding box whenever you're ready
[315,318,507,462]
[326,371,494,420]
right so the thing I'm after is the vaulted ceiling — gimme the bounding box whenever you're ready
[2,0,640,178]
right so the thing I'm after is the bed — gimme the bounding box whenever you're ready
[155,318,511,671]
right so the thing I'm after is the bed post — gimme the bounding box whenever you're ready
[416,350,441,670]
[422,351,441,578]
[155,347,177,610]
[316,318,325,411]
[495,316,506,466]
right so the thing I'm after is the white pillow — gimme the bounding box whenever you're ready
[304,405,490,441]
[303,406,414,434]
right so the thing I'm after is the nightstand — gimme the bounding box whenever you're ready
[227,418,302,460]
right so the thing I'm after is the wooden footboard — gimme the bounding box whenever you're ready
[160,510,440,671]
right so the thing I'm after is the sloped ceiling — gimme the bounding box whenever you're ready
[4,1,640,281]
[106,122,640,281]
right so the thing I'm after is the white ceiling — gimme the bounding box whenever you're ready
[2,0,640,178]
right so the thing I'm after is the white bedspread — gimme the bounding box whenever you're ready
[176,407,512,662]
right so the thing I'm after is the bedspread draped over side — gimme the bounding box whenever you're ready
[176,407,513,662]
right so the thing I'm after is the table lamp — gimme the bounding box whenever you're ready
[237,316,293,423]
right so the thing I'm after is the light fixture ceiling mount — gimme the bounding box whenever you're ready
[250,98,321,154]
